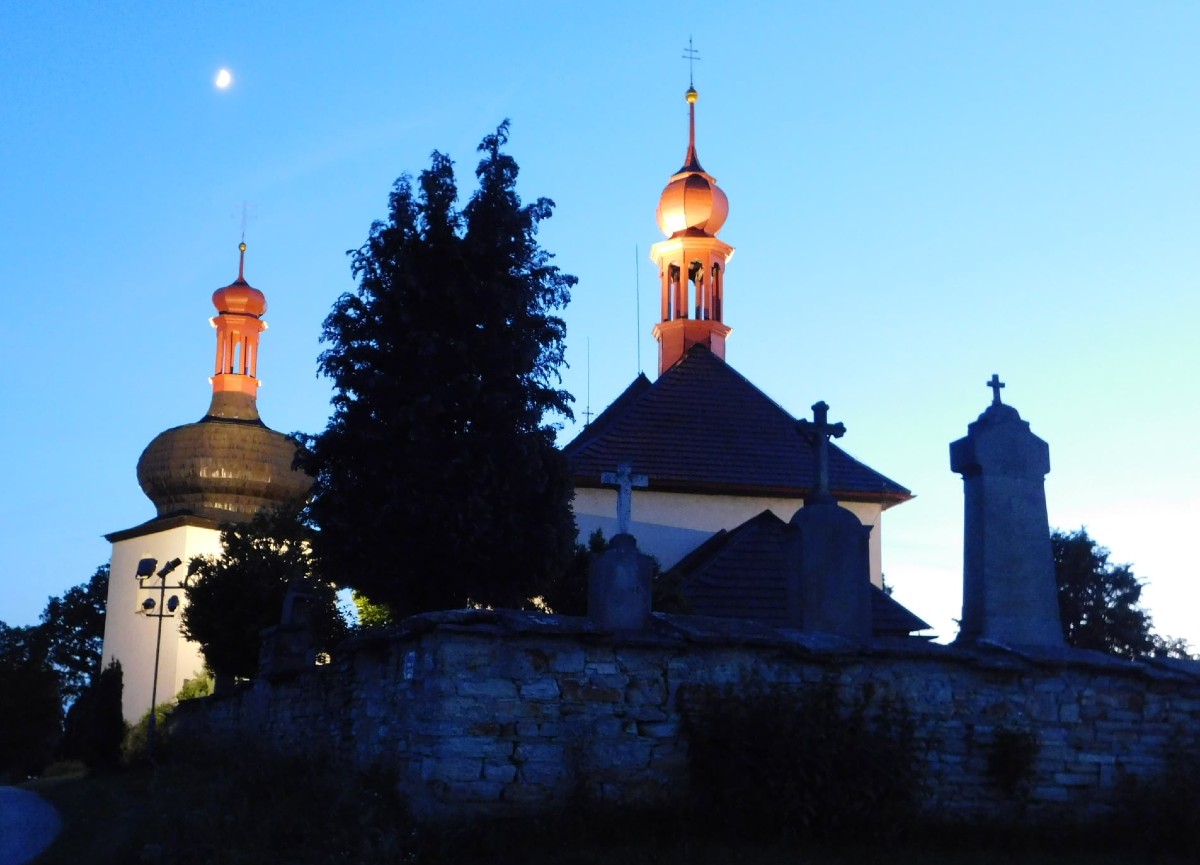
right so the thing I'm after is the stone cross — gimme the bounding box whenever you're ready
[600,461,648,536]
[796,401,845,502]
[987,373,1006,405]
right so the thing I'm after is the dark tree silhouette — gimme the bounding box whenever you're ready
[302,123,577,617]
[61,659,125,771]
[1053,527,1154,658]
[39,564,108,701]
[0,622,61,777]
[182,506,346,689]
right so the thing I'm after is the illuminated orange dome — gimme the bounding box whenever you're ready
[656,171,729,236]
[654,87,728,237]
[211,243,267,316]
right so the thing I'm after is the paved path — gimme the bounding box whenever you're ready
[0,787,61,865]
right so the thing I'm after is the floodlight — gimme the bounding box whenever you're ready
[142,597,156,611]
[157,558,183,578]
[166,595,180,613]
[136,558,158,578]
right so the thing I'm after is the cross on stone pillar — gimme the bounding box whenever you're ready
[600,462,649,536]
[987,374,1006,405]
[796,401,846,503]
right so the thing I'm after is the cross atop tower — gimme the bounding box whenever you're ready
[796,401,846,503]
[987,374,1005,405]
[682,36,700,88]
[600,462,649,536]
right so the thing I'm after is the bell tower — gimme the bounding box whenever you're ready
[208,242,267,420]
[650,84,735,376]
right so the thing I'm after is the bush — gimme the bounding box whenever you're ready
[60,660,126,772]
[683,680,920,842]
[0,655,61,779]
[987,726,1040,800]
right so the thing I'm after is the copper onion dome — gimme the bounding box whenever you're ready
[136,244,311,522]
[655,87,729,237]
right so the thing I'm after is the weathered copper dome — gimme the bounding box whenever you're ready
[137,397,311,523]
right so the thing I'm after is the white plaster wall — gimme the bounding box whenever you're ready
[572,489,884,585]
[104,524,223,721]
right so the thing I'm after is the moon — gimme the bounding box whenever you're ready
[215,69,233,89]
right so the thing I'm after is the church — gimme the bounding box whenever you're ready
[102,84,930,722]
[101,244,310,721]
[565,84,929,636]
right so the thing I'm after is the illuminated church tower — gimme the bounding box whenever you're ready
[650,84,734,375]
[103,245,311,720]
[565,82,914,599]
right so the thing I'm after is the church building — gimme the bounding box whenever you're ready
[101,245,311,720]
[565,85,927,635]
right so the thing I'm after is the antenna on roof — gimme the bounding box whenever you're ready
[682,36,700,88]
[635,244,642,375]
[584,338,594,426]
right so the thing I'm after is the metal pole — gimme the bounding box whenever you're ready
[147,573,167,761]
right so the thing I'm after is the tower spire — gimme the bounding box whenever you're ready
[650,67,734,377]
[680,38,703,173]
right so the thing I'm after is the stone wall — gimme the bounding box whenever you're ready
[171,609,1200,823]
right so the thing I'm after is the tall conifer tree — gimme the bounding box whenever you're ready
[303,124,577,616]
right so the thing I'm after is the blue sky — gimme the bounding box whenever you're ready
[1,1,1197,645]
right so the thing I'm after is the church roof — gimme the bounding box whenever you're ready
[672,509,932,637]
[564,346,912,504]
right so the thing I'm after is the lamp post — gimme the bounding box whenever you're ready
[136,556,182,761]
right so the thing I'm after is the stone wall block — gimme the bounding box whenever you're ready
[456,678,518,699]
[483,762,518,783]
[424,757,482,783]
[518,760,569,787]
[550,647,586,673]
[513,741,566,765]
[519,679,561,700]
[560,679,624,703]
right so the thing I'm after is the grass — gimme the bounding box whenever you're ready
[21,746,1199,865]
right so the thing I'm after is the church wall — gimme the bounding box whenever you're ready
[572,488,884,585]
[105,524,221,721]
[172,611,1200,825]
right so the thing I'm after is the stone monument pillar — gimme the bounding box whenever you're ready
[588,463,654,630]
[950,375,1064,648]
[786,402,872,643]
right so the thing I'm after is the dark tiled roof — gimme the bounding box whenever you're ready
[564,346,911,504]
[672,509,932,638]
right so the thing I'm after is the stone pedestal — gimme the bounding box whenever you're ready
[588,533,654,630]
[786,501,872,643]
[950,401,1064,648]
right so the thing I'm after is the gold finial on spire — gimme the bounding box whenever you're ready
[238,241,247,282]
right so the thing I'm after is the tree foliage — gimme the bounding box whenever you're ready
[303,122,578,618]
[1053,527,1154,658]
[0,622,61,777]
[182,506,346,686]
[40,563,108,700]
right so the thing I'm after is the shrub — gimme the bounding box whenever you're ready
[986,726,1040,800]
[683,679,920,842]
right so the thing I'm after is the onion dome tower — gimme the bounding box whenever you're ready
[650,84,735,376]
[136,243,312,522]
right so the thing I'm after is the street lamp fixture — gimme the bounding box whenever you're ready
[137,556,183,760]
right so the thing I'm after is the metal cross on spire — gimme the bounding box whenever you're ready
[796,401,846,503]
[987,374,1006,405]
[600,461,649,536]
[682,36,700,88]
